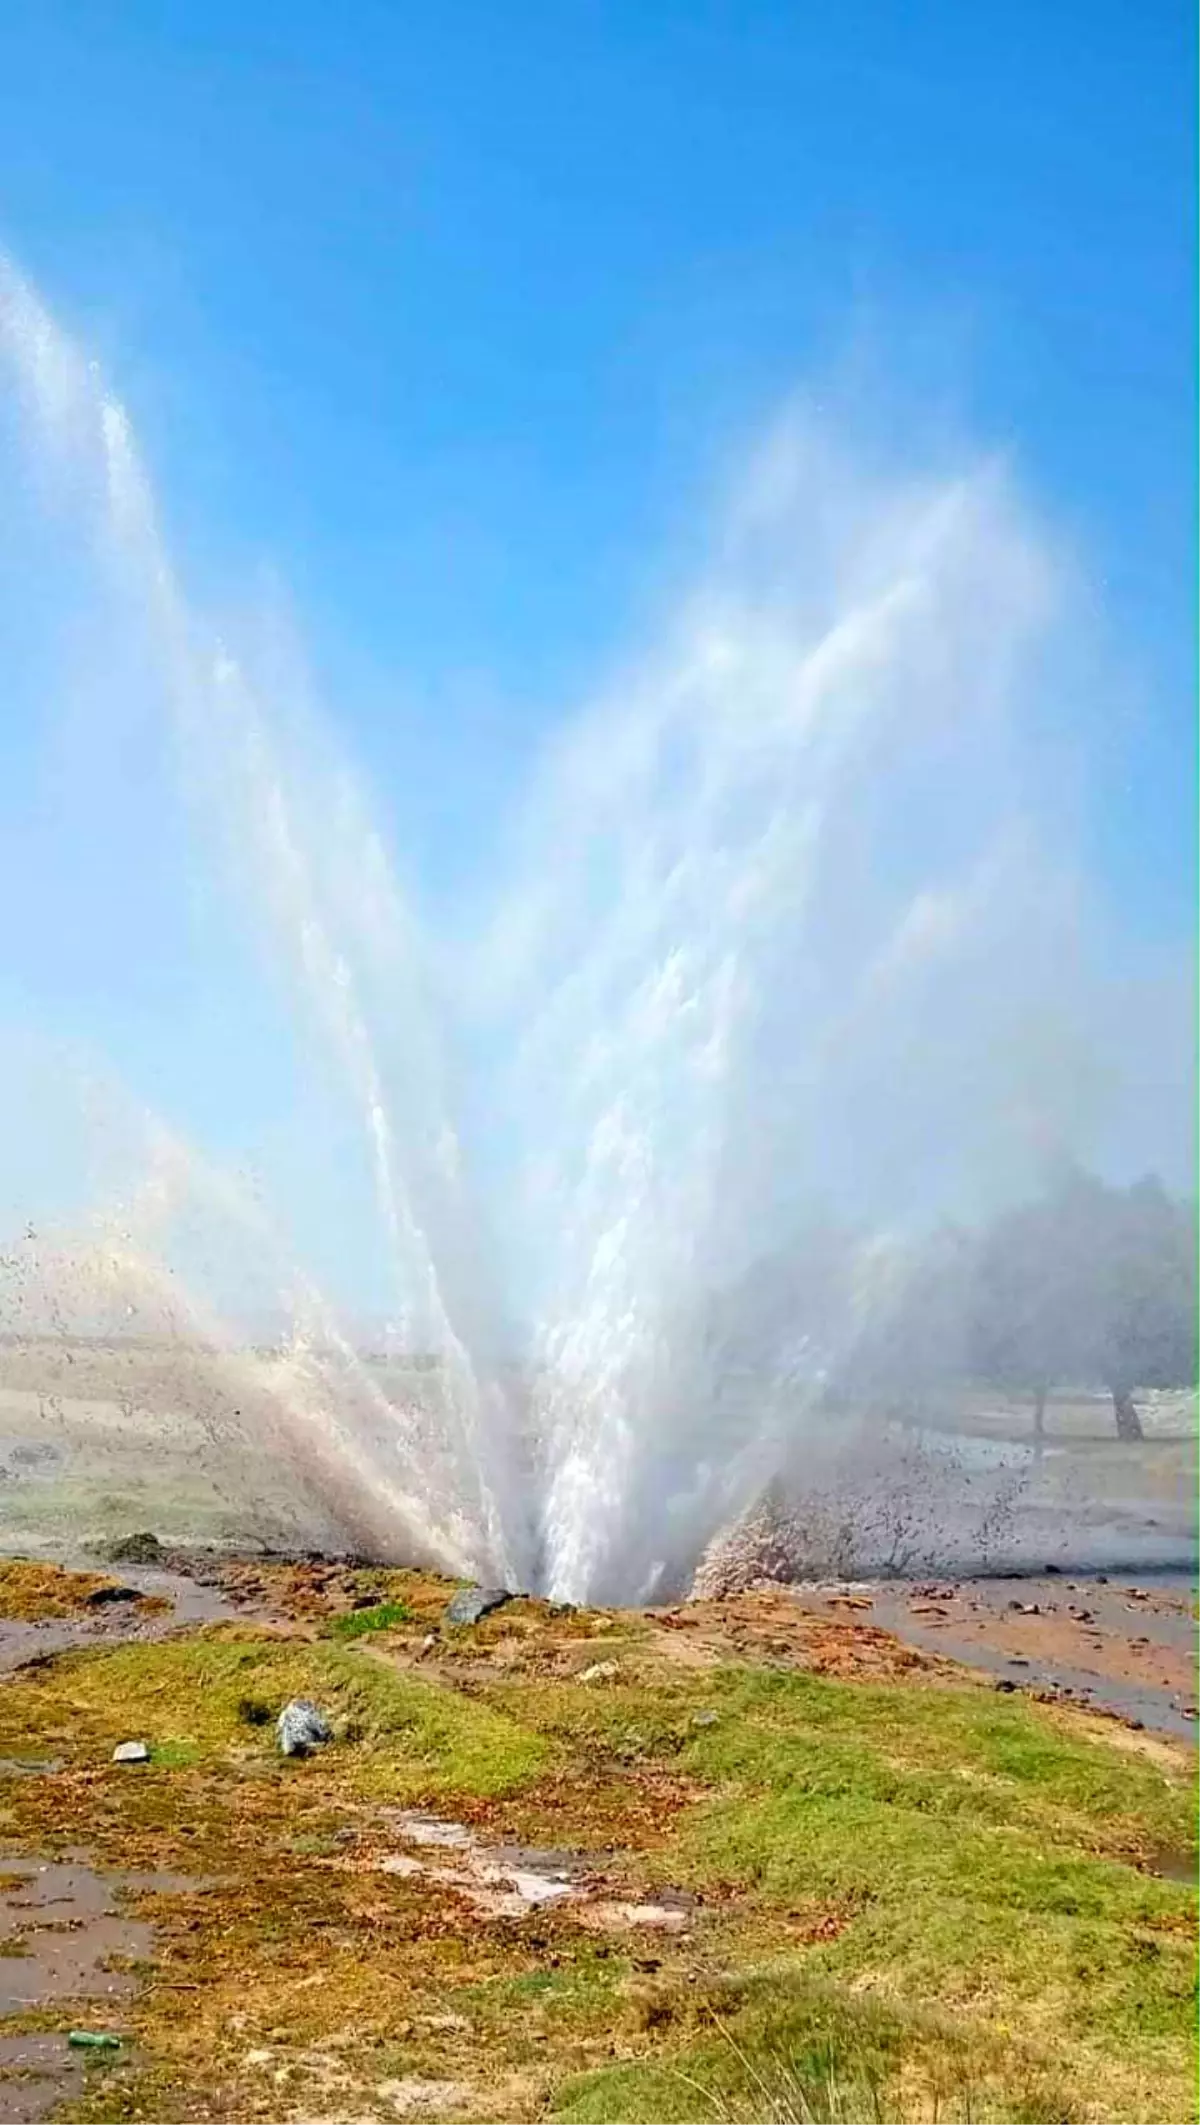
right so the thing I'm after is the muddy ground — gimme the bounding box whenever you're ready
[0,1547,1193,2123]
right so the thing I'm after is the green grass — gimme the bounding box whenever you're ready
[0,1632,550,1800]
[482,1662,1197,2119]
[325,1598,414,1639]
[550,1970,1066,2123]
[0,1622,1193,2122]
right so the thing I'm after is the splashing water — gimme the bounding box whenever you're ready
[0,259,1110,1600]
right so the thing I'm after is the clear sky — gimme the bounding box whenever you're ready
[0,0,1193,922]
[0,1,1193,1323]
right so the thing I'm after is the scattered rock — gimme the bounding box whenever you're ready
[691,1709,720,1728]
[104,1532,164,1565]
[111,1741,149,1764]
[276,1699,332,1757]
[416,1632,437,1658]
[443,1586,512,1627]
[578,1660,620,1685]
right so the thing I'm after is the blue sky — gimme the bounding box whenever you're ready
[0,0,1193,1317]
[0,0,1192,931]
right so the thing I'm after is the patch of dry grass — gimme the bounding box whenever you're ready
[0,1558,154,1620]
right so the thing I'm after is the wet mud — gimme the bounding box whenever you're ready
[0,1858,206,2121]
[789,1570,1197,1739]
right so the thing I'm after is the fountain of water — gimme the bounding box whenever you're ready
[0,257,1115,1600]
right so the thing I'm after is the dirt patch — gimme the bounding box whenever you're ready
[644,1589,954,1686]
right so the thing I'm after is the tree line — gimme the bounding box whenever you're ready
[713,1165,1196,1440]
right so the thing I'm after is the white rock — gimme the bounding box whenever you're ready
[111,1740,149,1764]
[276,1698,332,1757]
[578,1660,620,1684]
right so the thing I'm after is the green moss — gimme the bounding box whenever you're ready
[325,1598,413,1638]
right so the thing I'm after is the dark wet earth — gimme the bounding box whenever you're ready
[797,1569,1198,1739]
[0,1564,244,1677]
[0,1560,247,2115]
[0,2034,85,2125]
[0,1859,206,2119]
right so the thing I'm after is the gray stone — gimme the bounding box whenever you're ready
[276,1698,333,1758]
[443,1586,513,1627]
[111,1740,149,1764]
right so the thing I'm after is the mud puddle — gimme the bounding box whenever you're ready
[0,2033,85,2124]
[0,1566,252,1676]
[0,1857,207,2120]
[0,1858,204,2010]
[355,1811,696,1931]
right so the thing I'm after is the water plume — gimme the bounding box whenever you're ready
[0,257,1169,1600]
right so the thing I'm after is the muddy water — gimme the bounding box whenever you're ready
[0,2034,85,2124]
[0,1861,153,2010]
[0,1565,247,1677]
[0,1859,205,2121]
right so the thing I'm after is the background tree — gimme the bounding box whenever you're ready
[969,1166,1195,1439]
[1088,1173,1196,1439]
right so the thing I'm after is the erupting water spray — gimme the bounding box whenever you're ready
[0,257,1106,1600]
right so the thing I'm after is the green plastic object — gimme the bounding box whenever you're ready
[67,2031,122,2050]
